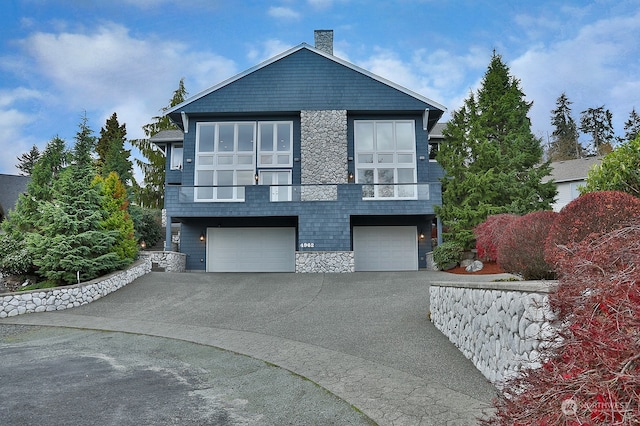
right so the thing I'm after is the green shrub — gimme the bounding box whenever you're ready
[129,206,162,248]
[433,241,464,269]
[0,233,33,276]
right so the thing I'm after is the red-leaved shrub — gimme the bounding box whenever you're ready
[485,222,640,425]
[496,211,557,280]
[544,191,640,269]
[474,214,519,262]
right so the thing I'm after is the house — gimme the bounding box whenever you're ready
[153,30,446,272]
[546,156,602,211]
[0,174,30,223]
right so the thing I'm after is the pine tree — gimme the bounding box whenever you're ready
[26,117,124,284]
[622,108,640,143]
[131,78,188,208]
[548,93,582,161]
[16,145,41,176]
[436,53,556,249]
[580,106,615,155]
[97,112,133,186]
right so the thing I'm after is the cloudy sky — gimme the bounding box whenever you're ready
[1,0,639,176]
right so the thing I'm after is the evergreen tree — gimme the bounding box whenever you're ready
[16,145,41,176]
[621,107,640,143]
[26,117,124,285]
[131,78,188,208]
[548,93,582,161]
[4,136,68,235]
[97,112,133,186]
[94,172,138,262]
[580,106,615,155]
[436,53,556,249]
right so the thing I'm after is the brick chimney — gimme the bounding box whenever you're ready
[314,30,333,55]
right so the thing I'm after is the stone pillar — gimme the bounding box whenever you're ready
[300,110,347,201]
[165,214,172,251]
[300,110,348,184]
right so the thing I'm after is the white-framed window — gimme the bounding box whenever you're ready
[259,170,292,202]
[195,121,293,201]
[170,143,183,170]
[354,120,417,199]
[258,122,293,167]
[195,122,256,201]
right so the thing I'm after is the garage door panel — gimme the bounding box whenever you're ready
[207,228,295,272]
[353,226,417,271]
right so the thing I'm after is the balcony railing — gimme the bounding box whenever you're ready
[170,183,439,203]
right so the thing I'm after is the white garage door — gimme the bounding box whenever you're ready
[353,226,418,271]
[207,227,295,272]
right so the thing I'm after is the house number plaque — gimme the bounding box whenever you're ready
[299,242,315,248]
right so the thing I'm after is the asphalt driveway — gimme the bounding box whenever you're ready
[1,271,497,425]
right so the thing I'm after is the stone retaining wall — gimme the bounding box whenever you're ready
[430,280,558,385]
[138,251,186,272]
[0,259,151,318]
[296,251,355,273]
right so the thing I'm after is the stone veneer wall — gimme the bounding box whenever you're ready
[0,259,151,318]
[300,110,347,201]
[296,252,354,273]
[430,280,558,385]
[138,251,186,272]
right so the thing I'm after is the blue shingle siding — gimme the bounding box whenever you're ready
[175,49,437,115]
[168,183,440,270]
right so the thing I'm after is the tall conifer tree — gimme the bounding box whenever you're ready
[97,112,133,186]
[436,53,556,248]
[131,78,188,208]
[548,93,582,161]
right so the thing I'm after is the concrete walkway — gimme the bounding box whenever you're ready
[1,271,499,425]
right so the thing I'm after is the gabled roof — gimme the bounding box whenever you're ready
[166,43,446,128]
[546,156,603,183]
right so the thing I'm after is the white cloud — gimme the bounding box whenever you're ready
[7,22,237,136]
[356,45,489,117]
[0,22,239,174]
[0,87,43,108]
[267,6,300,20]
[511,10,640,141]
[0,108,39,174]
[246,39,295,63]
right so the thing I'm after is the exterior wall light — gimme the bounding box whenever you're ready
[348,172,354,182]
[254,173,259,182]
[419,231,425,240]
[140,240,146,249]
[200,232,206,242]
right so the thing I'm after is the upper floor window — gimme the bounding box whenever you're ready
[195,121,293,202]
[170,143,183,170]
[354,120,417,199]
[196,123,256,201]
[258,122,293,167]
